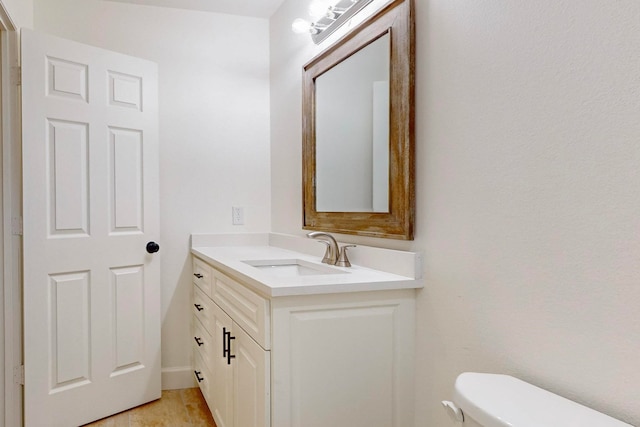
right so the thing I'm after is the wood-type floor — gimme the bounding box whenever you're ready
[82,388,217,427]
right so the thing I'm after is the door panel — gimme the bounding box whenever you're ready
[211,302,234,427]
[50,271,91,391]
[48,119,90,235]
[111,265,145,374]
[22,29,160,427]
[110,127,143,232]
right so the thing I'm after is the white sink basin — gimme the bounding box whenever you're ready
[242,259,346,277]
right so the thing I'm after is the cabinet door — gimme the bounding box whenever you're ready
[272,293,415,427]
[234,326,271,427]
[210,303,234,427]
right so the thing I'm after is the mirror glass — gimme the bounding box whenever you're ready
[315,33,390,213]
[302,0,414,240]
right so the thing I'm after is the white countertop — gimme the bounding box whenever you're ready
[191,244,423,298]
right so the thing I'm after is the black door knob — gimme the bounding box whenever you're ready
[146,241,160,253]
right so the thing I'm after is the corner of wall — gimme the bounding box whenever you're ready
[1,0,34,30]
[161,366,197,390]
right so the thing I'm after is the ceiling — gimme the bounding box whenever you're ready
[103,0,286,18]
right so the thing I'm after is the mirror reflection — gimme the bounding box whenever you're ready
[315,33,390,213]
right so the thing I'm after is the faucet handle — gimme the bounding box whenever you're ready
[336,245,356,267]
[313,240,333,264]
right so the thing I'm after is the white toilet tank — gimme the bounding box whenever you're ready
[444,372,633,427]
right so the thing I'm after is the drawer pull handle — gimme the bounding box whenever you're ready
[194,273,204,279]
[194,336,204,346]
[194,303,204,311]
[223,327,236,365]
[194,370,204,383]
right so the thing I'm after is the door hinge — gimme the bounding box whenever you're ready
[13,365,24,385]
[11,66,21,86]
[11,216,22,236]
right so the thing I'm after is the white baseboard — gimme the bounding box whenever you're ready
[162,366,197,390]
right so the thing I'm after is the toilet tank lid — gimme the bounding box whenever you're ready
[453,373,632,427]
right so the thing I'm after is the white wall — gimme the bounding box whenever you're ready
[34,0,271,383]
[270,0,640,426]
[1,0,33,28]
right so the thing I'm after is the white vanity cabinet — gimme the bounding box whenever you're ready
[192,257,270,427]
[192,254,416,427]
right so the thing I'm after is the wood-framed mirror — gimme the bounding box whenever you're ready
[302,0,415,240]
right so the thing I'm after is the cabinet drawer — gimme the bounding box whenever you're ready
[192,316,214,364]
[193,284,213,334]
[193,345,213,405]
[193,257,213,296]
[211,269,271,350]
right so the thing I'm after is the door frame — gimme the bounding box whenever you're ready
[0,2,22,427]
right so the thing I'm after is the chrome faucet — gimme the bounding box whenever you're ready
[306,232,339,265]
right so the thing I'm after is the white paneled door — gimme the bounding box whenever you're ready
[21,29,160,427]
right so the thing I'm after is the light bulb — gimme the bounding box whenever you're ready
[292,18,312,34]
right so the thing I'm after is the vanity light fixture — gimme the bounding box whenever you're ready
[291,0,374,44]
[292,19,328,35]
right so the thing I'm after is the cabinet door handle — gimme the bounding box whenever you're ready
[226,330,236,365]
[194,303,204,311]
[223,327,229,357]
[194,336,204,346]
[194,370,204,383]
[222,327,236,365]
[194,273,203,279]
